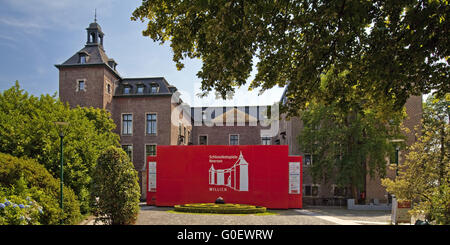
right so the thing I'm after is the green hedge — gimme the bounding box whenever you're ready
[174,203,267,214]
[0,152,81,224]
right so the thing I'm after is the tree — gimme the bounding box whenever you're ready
[132,0,449,114]
[0,82,120,214]
[91,146,141,225]
[298,94,406,200]
[382,94,449,224]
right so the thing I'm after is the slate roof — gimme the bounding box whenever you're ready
[115,77,178,97]
[55,44,121,79]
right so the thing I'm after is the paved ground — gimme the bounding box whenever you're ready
[133,204,392,225]
[81,204,392,225]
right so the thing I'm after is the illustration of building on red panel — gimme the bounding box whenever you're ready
[209,151,249,191]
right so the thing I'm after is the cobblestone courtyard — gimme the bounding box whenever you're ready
[134,204,392,225]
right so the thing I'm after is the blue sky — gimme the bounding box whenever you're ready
[0,0,285,106]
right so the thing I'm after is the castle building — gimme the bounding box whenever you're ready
[57,21,422,204]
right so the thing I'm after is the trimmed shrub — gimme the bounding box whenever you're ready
[0,152,81,224]
[91,146,140,225]
[174,203,267,214]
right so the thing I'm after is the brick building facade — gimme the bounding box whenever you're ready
[57,21,422,204]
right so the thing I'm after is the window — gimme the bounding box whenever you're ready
[150,84,159,93]
[199,135,208,145]
[304,186,311,196]
[229,134,239,145]
[107,84,111,94]
[80,55,86,64]
[304,154,312,166]
[145,144,157,157]
[78,80,85,91]
[122,145,133,161]
[123,86,131,94]
[122,114,133,135]
[261,136,271,145]
[333,185,349,197]
[146,114,157,135]
[137,85,144,94]
[304,185,319,197]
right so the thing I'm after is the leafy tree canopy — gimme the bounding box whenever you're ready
[382,94,449,224]
[132,0,449,115]
[0,82,120,214]
[298,84,407,197]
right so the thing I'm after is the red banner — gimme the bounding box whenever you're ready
[147,145,302,209]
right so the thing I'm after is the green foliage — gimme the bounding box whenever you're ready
[174,203,267,214]
[132,0,449,114]
[382,94,450,225]
[299,97,406,197]
[0,82,119,214]
[92,146,140,225]
[0,189,42,225]
[0,152,81,224]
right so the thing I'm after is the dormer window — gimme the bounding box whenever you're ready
[123,86,131,94]
[78,51,89,64]
[137,85,144,94]
[108,59,117,71]
[150,83,159,93]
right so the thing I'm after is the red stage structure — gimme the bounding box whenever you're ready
[146,145,302,209]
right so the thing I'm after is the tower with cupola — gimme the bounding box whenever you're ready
[56,20,120,112]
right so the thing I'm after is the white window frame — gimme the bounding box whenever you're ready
[145,143,157,158]
[229,134,239,145]
[121,144,133,162]
[145,112,157,136]
[121,113,133,136]
[76,79,86,92]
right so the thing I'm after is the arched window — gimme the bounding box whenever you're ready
[90,32,96,43]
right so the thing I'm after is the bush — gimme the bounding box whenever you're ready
[92,146,140,225]
[0,152,81,224]
[0,189,42,225]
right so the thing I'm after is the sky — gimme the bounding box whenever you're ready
[0,0,285,107]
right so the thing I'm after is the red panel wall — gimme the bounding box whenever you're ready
[147,145,302,209]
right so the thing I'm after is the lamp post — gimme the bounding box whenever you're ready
[54,121,69,224]
[390,139,404,177]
